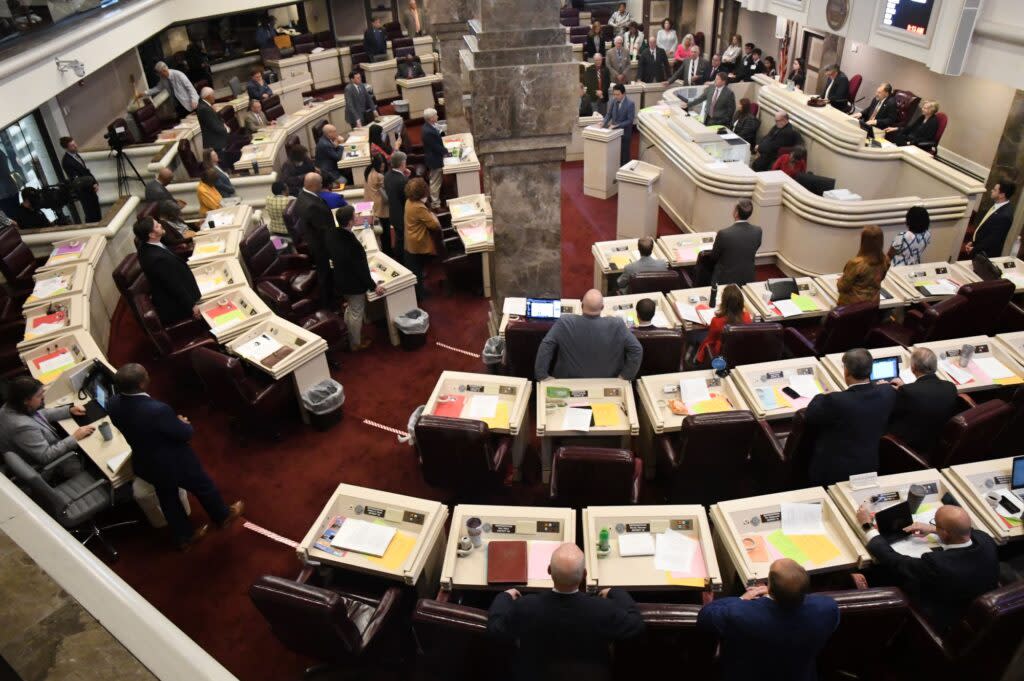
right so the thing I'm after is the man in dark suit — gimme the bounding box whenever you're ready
[196,87,228,157]
[705,54,725,85]
[422,107,447,208]
[384,151,409,258]
[59,136,102,222]
[603,84,636,163]
[636,36,669,83]
[667,45,709,86]
[697,558,839,681]
[314,124,344,187]
[487,543,644,681]
[364,16,389,61]
[144,167,186,213]
[967,180,1016,257]
[246,68,273,101]
[582,54,611,115]
[885,348,959,454]
[752,110,802,171]
[133,217,200,325]
[106,363,243,550]
[682,72,735,128]
[706,200,762,285]
[822,64,850,111]
[295,173,336,305]
[857,503,998,633]
[344,71,377,129]
[395,54,425,80]
[806,348,897,486]
[578,82,595,117]
[735,46,765,82]
[854,82,898,129]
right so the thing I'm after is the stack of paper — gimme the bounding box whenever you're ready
[650,310,671,328]
[680,378,711,409]
[353,201,374,215]
[781,502,824,535]
[562,407,592,431]
[653,530,697,572]
[939,360,975,386]
[973,356,1015,381]
[330,518,397,557]
[205,302,245,329]
[235,333,283,361]
[774,300,803,317]
[676,303,702,325]
[755,387,783,411]
[31,276,69,300]
[106,451,131,474]
[194,242,225,257]
[789,374,821,398]
[502,297,528,316]
[790,294,821,312]
[465,395,499,419]
[618,532,656,557]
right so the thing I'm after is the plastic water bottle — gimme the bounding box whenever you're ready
[709,281,718,308]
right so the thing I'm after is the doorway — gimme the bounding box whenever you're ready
[800,30,825,95]
[712,0,739,57]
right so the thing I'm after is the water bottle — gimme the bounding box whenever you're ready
[708,281,718,308]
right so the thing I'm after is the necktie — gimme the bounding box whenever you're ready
[689,60,695,83]
[711,88,720,114]
[825,79,833,99]
[975,204,1001,240]
[413,10,420,33]
[597,69,602,92]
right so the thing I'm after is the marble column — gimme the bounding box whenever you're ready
[983,89,1024,257]
[424,0,477,133]
[466,0,578,302]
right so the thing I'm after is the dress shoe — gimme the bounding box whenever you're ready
[354,339,373,351]
[219,500,245,529]
[177,524,210,551]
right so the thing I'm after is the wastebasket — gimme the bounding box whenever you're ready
[394,308,430,351]
[302,379,345,431]
[482,336,505,375]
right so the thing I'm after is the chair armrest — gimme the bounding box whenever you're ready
[655,433,679,470]
[64,478,108,504]
[295,564,316,583]
[412,597,488,632]
[751,419,788,492]
[491,435,513,473]
[256,279,290,307]
[41,450,79,474]
[955,394,976,411]
[850,572,869,590]
[878,434,931,474]
[277,253,310,269]
[361,586,403,650]
[783,326,816,357]
[630,457,643,503]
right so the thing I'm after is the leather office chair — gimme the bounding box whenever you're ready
[250,574,402,676]
[784,301,879,357]
[262,94,281,111]
[393,45,416,60]
[136,202,193,258]
[314,30,335,49]
[993,386,1023,457]
[866,294,970,347]
[628,269,687,294]
[264,103,286,122]
[391,37,413,52]
[132,104,162,143]
[291,33,316,54]
[3,451,135,560]
[892,90,921,127]
[240,224,316,298]
[633,327,683,376]
[413,415,512,499]
[503,320,555,381]
[847,74,863,110]
[134,293,217,361]
[255,281,348,363]
[917,112,947,156]
[112,253,150,328]
[757,407,816,489]
[177,139,203,178]
[190,347,296,436]
[815,586,910,679]
[956,279,1015,336]
[0,224,40,298]
[719,322,784,367]
[0,291,26,381]
[549,446,642,506]
[431,213,484,295]
[411,597,516,681]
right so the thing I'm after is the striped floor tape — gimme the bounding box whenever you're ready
[435,341,480,358]
[243,521,299,548]
[362,418,409,438]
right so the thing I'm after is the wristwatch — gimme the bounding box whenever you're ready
[861,521,874,533]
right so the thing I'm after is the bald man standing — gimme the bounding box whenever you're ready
[295,172,336,305]
[857,503,998,632]
[534,289,644,381]
[314,124,344,187]
[196,86,228,157]
[144,167,186,213]
[697,559,839,681]
[487,543,643,681]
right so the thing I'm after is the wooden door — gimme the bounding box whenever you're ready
[801,30,825,95]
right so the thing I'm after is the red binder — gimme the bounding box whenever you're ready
[487,540,528,584]
[432,395,466,418]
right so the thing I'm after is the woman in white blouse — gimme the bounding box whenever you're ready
[608,3,632,34]
[656,18,678,56]
[722,33,743,69]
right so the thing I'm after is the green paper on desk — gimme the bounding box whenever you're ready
[546,386,570,399]
[790,294,820,312]
[766,530,809,564]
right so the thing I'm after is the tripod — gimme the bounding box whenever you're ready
[110,147,144,197]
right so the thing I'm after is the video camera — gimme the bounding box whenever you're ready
[104,121,132,152]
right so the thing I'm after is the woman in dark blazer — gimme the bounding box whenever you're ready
[732,98,759,146]
[885,100,940,147]
[325,205,385,351]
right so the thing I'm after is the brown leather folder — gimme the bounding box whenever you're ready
[260,346,295,369]
[487,540,528,584]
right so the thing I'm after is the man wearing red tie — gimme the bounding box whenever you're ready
[965,180,1016,257]
[582,54,611,115]
[680,71,735,127]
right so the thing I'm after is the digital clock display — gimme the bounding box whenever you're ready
[882,0,936,36]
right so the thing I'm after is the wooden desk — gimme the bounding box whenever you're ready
[366,252,419,346]
[743,277,834,322]
[582,504,722,592]
[602,292,682,329]
[440,504,576,592]
[915,336,1024,393]
[987,256,1024,293]
[536,378,639,483]
[454,218,493,298]
[732,357,842,420]
[19,295,89,351]
[943,458,1024,544]
[23,263,93,311]
[396,74,442,119]
[362,58,399,100]
[815,272,911,311]
[19,331,106,387]
[709,487,868,588]
[888,261,978,303]
[308,48,342,90]
[188,229,241,267]
[658,231,716,268]
[667,287,758,332]
[298,483,448,594]
[442,133,482,197]
[37,235,104,272]
[496,298,582,338]
[336,140,371,188]
[191,258,249,301]
[592,237,672,294]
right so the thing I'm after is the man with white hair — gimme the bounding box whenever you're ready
[884,347,959,453]
[421,107,446,208]
[606,34,630,85]
[487,543,644,680]
[194,86,228,158]
[140,61,199,117]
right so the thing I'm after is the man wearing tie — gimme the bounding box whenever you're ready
[636,37,669,84]
[822,64,851,111]
[603,84,636,163]
[966,180,1016,257]
[243,99,269,134]
[295,172,337,305]
[59,136,102,222]
[344,71,377,128]
[582,54,611,115]
[606,35,630,85]
[402,0,423,37]
[681,71,735,127]
[853,82,898,129]
[752,111,801,171]
[667,45,709,87]
[246,69,273,101]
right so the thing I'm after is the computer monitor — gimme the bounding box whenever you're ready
[795,172,836,196]
[870,357,900,382]
[525,298,561,320]
[1011,456,1024,495]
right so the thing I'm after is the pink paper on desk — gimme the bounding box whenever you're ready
[669,541,708,580]
[54,243,84,256]
[789,395,813,409]
[271,236,287,251]
[354,201,374,214]
[527,540,561,581]
[459,225,491,245]
[967,361,991,384]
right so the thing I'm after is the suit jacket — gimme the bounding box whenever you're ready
[706,65,726,85]
[363,27,388,56]
[732,115,758,146]
[246,79,273,101]
[144,180,176,206]
[487,589,644,681]
[105,393,205,486]
[637,47,669,83]
[383,169,408,236]
[668,57,710,86]
[325,227,376,296]
[756,123,802,165]
[402,9,422,36]
[861,96,898,129]
[972,203,1013,257]
[737,55,765,82]
[196,100,228,153]
[138,242,201,324]
[243,110,268,134]
[422,123,447,170]
[603,97,635,131]
[584,33,605,60]
[404,199,439,254]
[697,594,840,681]
[295,190,334,266]
[618,254,667,291]
[805,382,897,485]
[886,373,959,454]
[866,529,998,633]
[344,81,375,127]
[579,96,594,117]
[582,65,611,103]
[395,61,425,79]
[823,72,850,110]
[61,152,93,183]
[709,220,762,285]
[606,47,630,80]
[688,83,736,127]
[314,135,343,182]
[0,403,77,472]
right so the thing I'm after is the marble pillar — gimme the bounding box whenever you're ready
[983,88,1024,257]
[424,0,477,133]
[466,0,578,302]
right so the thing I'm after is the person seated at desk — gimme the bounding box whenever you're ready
[487,543,644,681]
[637,36,669,84]
[196,87,228,158]
[315,124,346,188]
[856,503,998,634]
[280,144,318,196]
[771,145,807,178]
[806,348,897,486]
[731,98,758,146]
[705,199,762,285]
[821,64,850,111]
[635,298,656,327]
[344,71,378,129]
[535,288,644,380]
[680,71,735,128]
[326,205,386,351]
[133,216,201,324]
[853,82,898,130]
[12,187,52,229]
[364,16,389,62]
[965,180,1015,258]
[196,169,222,218]
[697,559,839,681]
[107,363,244,551]
[695,284,751,365]
[584,21,605,61]
[616,235,667,293]
[0,376,92,480]
[603,84,635,163]
[145,168,187,213]
[606,36,630,86]
[666,45,709,87]
[264,181,293,236]
[139,61,199,118]
[243,99,269,135]
[837,225,890,306]
[202,149,236,197]
[884,348,959,454]
[608,2,632,35]
[884,100,940,148]
[395,54,425,80]
[157,201,195,239]
[788,57,807,89]
[752,111,801,171]
[578,82,594,117]
[582,54,611,116]
[246,68,273,102]
[888,206,932,266]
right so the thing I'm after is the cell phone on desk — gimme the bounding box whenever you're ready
[781,386,800,399]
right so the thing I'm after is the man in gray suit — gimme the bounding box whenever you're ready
[667,45,710,86]
[606,36,631,85]
[0,376,92,479]
[681,72,735,128]
[618,236,668,293]
[344,71,377,128]
[706,199,762,285]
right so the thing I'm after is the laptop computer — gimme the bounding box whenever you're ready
[873,501,914,543]
[870,357,900,383]
[1011,456,1024,500]
[525,298,561,320]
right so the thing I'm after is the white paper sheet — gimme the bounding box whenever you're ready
[680,378,711,405]
[898,367,917,384]
[889,536,937,558]
[697,307,718,326]
[466,395,499,419]
[37,351,74,375]
[562,407,592,431]
[502,297,527,316]
[653,530,697,572]
[676,303,702,324]
[651,310,671,328]
[32,276,67,298]
[106,451,131,473]
[617,532,656,557]
[789,374,821,398]
[235,333,283,362]
[774,300,804,317]
[927,279,959,296]
[330,518,396,557]
[974,356,1015,380]
[781,502,824,535]
[940,360,975,386]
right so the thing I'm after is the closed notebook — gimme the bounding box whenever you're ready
[487,540,528,584]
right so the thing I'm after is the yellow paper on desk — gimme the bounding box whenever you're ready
[608,254,631,269]
[789,534,842,566]
[690,395,732,414]
[665,573,705,588]
[790,294,821,312]
[994,376,1024,386]
[195,242,224,256]
[365,530,415,571]
[480,401,510,431]
[591,403,621,427]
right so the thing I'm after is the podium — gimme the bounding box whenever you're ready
[583,125,623,199]
[396,74,442,119]
[362,58,399,100]
[615,161,661,239]
[308,48,342,90]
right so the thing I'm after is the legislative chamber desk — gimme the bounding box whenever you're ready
[592,237,673,294]
[20,330,106,387]
[602,292,681,329]
[396,73,443,119]
[298,483,449,594]
[820,345,927,388]
[987,256,1024,293]
[888,261,978,303]
[995,332,1024,366]
[732,358,842,420]
[494,298,581,338]
[199,204,253,232]
[440,505,576,593]
[582,504,722,593]
[198,286,273,343]
[442,133,482,198]
[191,258,248,301]
[658,231,716,268]
[943,459,1024,544]
[365,251,419,346]
[636,370,751,479]
[828,469,987,564]
[536,378,639,484]
[915,336,1024,393]
[710,487,868,589]
[742,277,834,322]
[18,295,89,351]
[37,235,105,272]
[23,262,93,311]
[668,287,758,332]
[447,194,494,297]
[815,271,910,311]
[423,371,533,479]
[188,229,241,267]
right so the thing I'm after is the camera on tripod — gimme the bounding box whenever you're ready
[104,122,131,152]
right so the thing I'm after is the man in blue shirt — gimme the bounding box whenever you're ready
[602,83,636,163]
[246,69,273,102]
[697,558,840,681]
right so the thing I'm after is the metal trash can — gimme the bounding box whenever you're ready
[482,336,505,375]
[394,308,430,350]
[301,379,345,431]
